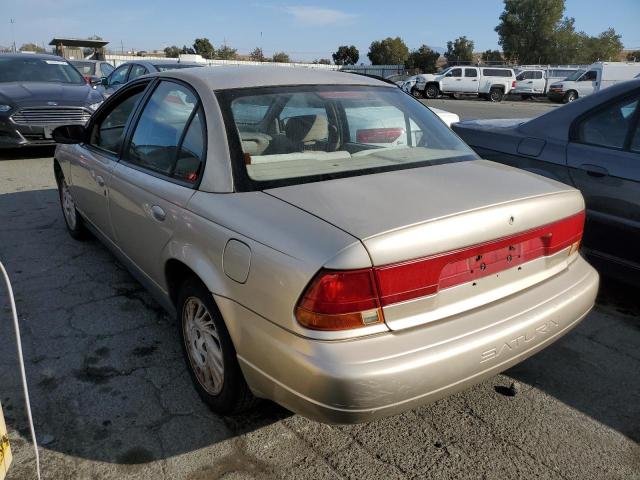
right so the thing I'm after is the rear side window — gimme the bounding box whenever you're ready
[128,64,148,81]
[126,81,205,183]
[464,68,478,78]
[482,69,512,77]
[577,95,639,150]
[90,89,144,154]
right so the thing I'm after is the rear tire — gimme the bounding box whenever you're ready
[489,88,504,102]
[177,277,257,415]
[56,172,88,240]
[424,84,440,99]
[563,90,578,103]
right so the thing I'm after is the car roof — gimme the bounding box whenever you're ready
[0,52,68,61]
[154,65,395,90]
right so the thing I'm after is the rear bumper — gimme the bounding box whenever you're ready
[217,256,598,423]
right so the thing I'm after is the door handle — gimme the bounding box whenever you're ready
[456,78,461,81]
[150,205,166,222]
[580,164,608,177]
[96,175,105,187]
[472,79,477,81]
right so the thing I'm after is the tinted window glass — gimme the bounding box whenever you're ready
[128,64,148,80]
[231,97,271,126]
[71,61,95,75]
[91,90,144,154]
[109,66,129,86]
[174,108,205,183]
[483,68,512,77]
[0,57,85,84]
[578,96,639,149]
[101,63,114,76]
[126,81,198,175]
[450,68,462,78]
[465,68,478,78]
[582,71,597,81]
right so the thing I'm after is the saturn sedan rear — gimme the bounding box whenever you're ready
[52,66,599,423]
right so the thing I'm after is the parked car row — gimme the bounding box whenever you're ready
[410,62,640,104]
[0,53,204,148]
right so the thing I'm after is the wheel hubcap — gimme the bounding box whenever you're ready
[182,297,224,395]
[61,180,77,230]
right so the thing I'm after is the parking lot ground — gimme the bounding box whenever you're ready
[1,137,639,479]
[422,96,560,120]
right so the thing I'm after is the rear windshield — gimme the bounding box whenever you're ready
[70,61,96,75]
[217,85,477,190]
[153,64,204,72]
[0,57,85,84]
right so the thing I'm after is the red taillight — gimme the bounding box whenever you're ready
[512,80,516,88]
[83,75,91,84]
[295,212,584,330]
[295,269,382,330]
[356,128,404,144]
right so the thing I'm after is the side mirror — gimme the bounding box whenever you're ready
[52,125,86,144]
[100,77,109,87]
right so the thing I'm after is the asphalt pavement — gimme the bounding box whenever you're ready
[0,100,639,480]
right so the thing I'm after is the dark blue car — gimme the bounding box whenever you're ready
[453,79,640,284]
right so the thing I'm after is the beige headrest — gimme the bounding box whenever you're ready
[240,132,272,155]
[285,115,328,144]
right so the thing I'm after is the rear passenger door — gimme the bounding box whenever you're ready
[460,68,479,93]
[108,80,206,286]
[567,90,640,267]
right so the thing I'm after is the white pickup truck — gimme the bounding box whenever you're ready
[413,66,516,102]
[512,67,580,99]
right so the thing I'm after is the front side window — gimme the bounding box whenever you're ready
[450,68,462,78]
[0,57,85,84]
[219,85,477,188]
[90,89,144,154]
[109,65,129,86]
[577,95,639,149]
[582,71,597,81]
[126,81,201,178]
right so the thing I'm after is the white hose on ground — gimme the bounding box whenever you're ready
[0,261,41,480]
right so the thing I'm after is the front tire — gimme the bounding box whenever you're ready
[56,174,87,240]
[489,88,504,102]
[563,91,578,103]
[177,277,256,415]
[411,87,423,98]
[424,84,440,99]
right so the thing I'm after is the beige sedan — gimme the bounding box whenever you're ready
[52,66,599,423]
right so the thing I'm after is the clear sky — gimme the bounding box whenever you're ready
[2,0,639,61]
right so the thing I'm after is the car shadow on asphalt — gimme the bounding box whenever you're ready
[0,186,638,469]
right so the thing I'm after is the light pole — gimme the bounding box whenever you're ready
[10,19,16,52]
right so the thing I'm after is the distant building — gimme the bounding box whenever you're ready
[49,37,109,60]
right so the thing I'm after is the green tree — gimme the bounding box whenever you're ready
[495,0,564,64]
[193,38,215,59]
[406,45,440,73]
[332,45,359,65]
[19,43,45,53]
[181,45,195,55]
[584,28,623,62]
[216,44,238,60]
[481,49,504,63]
[367,37,409,65]
[272,51,290,63]
[249,47,265,62]
[627,50,640,61]
[314,58,332,65]
[444,36,475,63]
[164,45,181,58]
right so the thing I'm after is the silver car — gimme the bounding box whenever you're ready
[52,66,599,423]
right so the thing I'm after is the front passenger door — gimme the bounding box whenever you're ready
[567,91,640,268]
[108,80,206,287]
[441,68,462,92]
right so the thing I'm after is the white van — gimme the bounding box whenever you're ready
[513,67,580,98]
[547,62,640,103]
